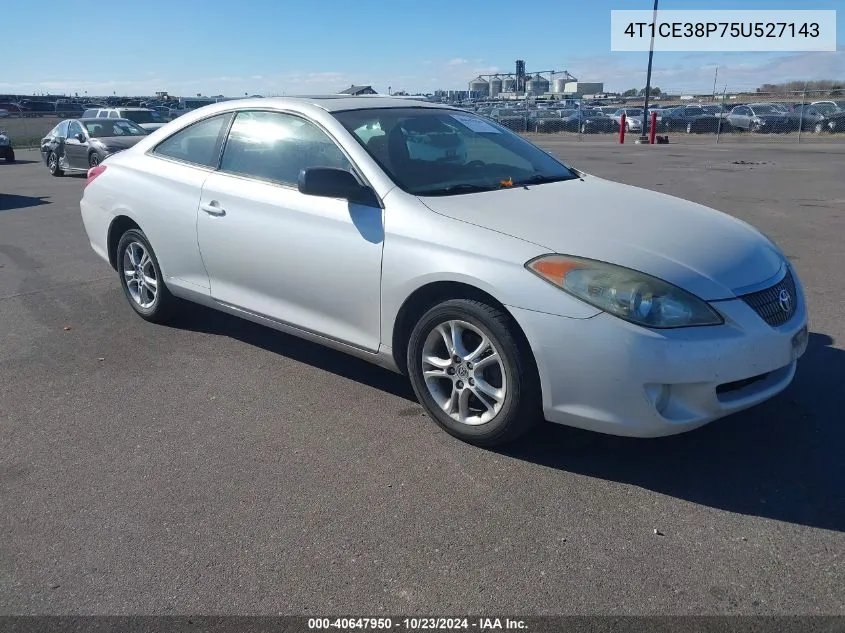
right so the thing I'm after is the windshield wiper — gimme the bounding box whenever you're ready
[510,174,576,187]
[416,183,505,196]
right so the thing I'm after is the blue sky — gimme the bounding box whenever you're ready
[4,0,843,96]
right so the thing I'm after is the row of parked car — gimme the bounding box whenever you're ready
[0,98,187,121]
[471,100,845,134]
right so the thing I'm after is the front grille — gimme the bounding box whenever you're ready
[739,268,798,327]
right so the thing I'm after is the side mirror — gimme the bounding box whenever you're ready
[298,167,380,207]
[75,133,86,143]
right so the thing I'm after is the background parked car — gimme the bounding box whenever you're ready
[0,128,15,162]
[612,108,643,133]
[41,118,148,176]
[727,103,796,133]
[80,107,167,132]
[577,107,618,133]
[660,105,731,133]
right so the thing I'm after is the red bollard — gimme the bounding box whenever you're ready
[619,113,626,144]
[649,111,658,144]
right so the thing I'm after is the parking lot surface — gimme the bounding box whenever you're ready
[1,143,843,615]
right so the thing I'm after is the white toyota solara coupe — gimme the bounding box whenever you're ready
[79,96,809,446]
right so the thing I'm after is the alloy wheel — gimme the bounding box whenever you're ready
[122,241,158,309]
[420,319,506,426]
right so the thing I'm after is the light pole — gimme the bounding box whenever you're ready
[638,0,659,143]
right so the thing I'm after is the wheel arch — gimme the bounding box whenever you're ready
[106,215,142,270]
[390,280,538,379]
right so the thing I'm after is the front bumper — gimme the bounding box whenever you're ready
[509,283,808,437]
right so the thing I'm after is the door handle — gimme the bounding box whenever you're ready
[200,201,226,216]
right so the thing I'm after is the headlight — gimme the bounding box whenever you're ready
[525,254,724,328]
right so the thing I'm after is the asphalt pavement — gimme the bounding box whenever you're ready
[1,143,843,615]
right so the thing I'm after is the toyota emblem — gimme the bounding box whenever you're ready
[778,288,792,313]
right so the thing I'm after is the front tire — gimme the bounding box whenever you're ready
[116,228,178,323]
[48,151,63,176]
[89,152,101,168]
[4,149,13,163]
[406,299,541,447]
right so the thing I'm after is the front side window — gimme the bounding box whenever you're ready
[219,110,351,185]
[49,121,70,138]
[335,107,578,197]
[152,113,232,167]
[82,109,98,118]
[67,121,84,139]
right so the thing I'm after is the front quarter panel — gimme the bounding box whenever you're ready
[379,190,602,347]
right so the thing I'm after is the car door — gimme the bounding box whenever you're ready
[729,106,749,130]
[64,120,89,169]
[196,109,384,352]
[142,112,234,292]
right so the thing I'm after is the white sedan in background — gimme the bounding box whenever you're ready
[79,96,808,446]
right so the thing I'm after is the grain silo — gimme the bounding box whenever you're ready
[489,76,503,98]
[527,73,549,96]
[469,76,489,98]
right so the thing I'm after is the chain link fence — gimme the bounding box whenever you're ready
[466,83,845,144]
[2,82,844,149]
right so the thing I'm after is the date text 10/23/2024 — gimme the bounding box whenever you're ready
[307,617,528,630]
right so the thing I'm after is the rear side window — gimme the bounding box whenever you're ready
[152,113,232,168]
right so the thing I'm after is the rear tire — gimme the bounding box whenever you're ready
[406,299,541,447]
[4,150,13,163]
[116,228,178,324]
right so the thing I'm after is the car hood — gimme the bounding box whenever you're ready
[95,136,146,151]
[418,176,784,301]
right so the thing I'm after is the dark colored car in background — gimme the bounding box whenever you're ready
[18,100,56,117]
[577,107,622,133]
[40,118,148,176]
[55,102,86,117]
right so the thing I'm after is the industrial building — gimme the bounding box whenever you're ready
[468,60,602,101]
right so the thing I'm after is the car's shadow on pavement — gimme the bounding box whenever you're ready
[174,306,843,532]
[3,159,41,165]
[0,194,51,212]
[498,332,844,533]
[172,305,418,402]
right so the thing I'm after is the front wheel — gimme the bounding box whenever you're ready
[116,228,178,323]
[406,299,541,447]
[89,152,101,168]
[48,151,63,176]
[4,149,13,163]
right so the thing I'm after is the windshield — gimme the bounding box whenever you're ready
[625,109,643,116]
[84,119,147,137]
[334,107,578,197]
[121,110,160,124]
[751,105,779,115]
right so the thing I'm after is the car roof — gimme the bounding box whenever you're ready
[183,95,455,114]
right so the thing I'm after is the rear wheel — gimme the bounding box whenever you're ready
[116,228,178,323]
[48,151,63,176]
[4,149,13,163]
[406,299,541,447]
